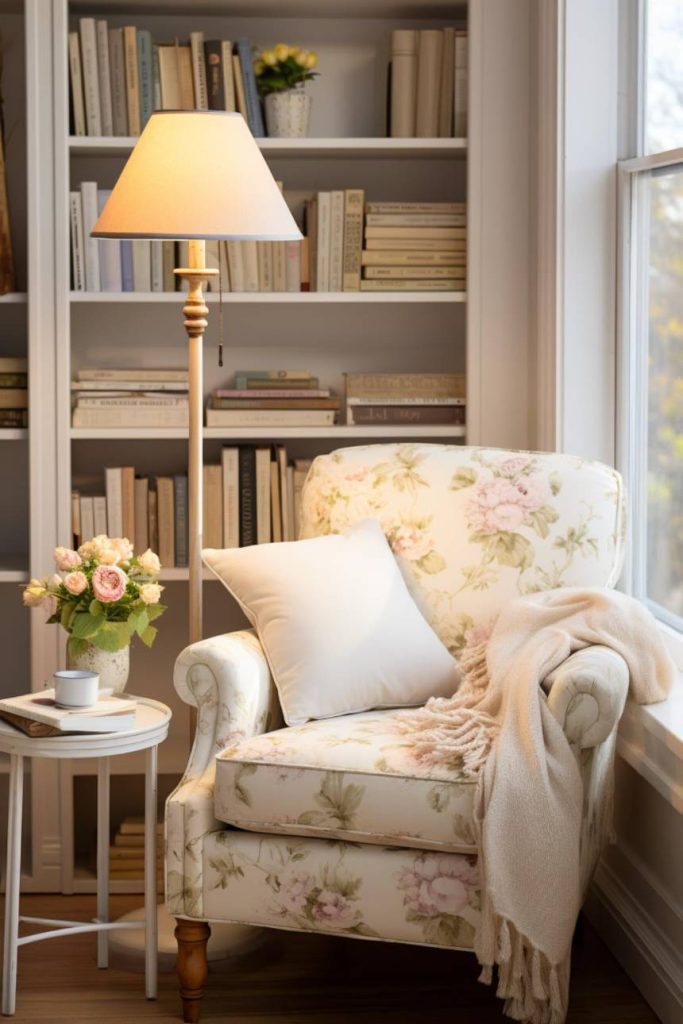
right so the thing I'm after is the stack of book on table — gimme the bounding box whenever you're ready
[389,26,467,138]
[345,372,466,427]
[361,202,466,291]
[206,369,340,428]
[0,357,28,428]
[109,817,164,889]
[0,691,136,737]
[71,368,189,429]
[69,19,265,138]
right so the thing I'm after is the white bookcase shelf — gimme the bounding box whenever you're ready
[71,425,467,440]
[0,429,28,441]
[0,292,28,303]
[0,555,29,584]
[70,291,466,304]
[69,136,467,159]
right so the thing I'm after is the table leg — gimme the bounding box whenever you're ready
[96,757,110,969]
[2,754,23,1016]
[144,745,158,1000]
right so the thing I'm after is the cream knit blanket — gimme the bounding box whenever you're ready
[399,588,675,1024]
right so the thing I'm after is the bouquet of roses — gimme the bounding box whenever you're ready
[22,535,166,658]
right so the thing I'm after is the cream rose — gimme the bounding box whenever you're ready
[137,548,161,575]
[54,546,81,571]
[64,571,88,596]
[22,579,48,607]
[111,537,134,562]
[140,583,162,605]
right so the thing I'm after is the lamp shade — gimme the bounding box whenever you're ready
[92,111,302,241]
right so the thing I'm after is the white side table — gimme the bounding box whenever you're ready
[0,697,171,1016]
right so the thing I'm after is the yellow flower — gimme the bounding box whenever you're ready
[261,49,276,66]
[274,43,289,62]
[304,51,318,70]
[294,50,309,67]
[23,579,47,607]
[253,59,265,75]
[288,46,301,57]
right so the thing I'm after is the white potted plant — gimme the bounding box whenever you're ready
[254,43,318,138]
[22,535,166,695]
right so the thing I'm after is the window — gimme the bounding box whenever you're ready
[619,1,683,643]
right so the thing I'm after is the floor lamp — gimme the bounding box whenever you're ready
[92,111,301,964]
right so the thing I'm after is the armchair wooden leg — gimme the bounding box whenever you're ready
[175,919,210,1023]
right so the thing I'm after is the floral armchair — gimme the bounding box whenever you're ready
[166,444,630,1023]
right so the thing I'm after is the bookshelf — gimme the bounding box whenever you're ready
[0,0,536,893]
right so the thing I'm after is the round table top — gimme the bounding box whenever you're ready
[0,696,171,759]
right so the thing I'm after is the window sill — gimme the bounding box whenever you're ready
[617,673,683,812]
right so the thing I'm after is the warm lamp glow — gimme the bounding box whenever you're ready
[92,111,301,241]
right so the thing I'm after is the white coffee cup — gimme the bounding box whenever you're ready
[53,670,99,708]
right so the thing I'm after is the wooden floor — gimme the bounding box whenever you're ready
[0,895,659,1023]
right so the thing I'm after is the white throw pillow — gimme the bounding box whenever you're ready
[203,518,460,726]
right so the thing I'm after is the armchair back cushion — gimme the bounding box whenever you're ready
[299,444,625,658]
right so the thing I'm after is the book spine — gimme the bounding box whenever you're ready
[236,39,265,137]
[148,487,159,555]
[365,226,465,240]
[232,53,248,118]
[190,31,209,110]
[365,237,466,251]
[80,182,100,292]
[342,189,364,291]
[390,30,417,138]
[300,236,310,291]
[305,198,317,291]
[238,447,256,547]
[134,477,149,552]
[79,18,102,136]
[347,404,466,426]
[210,399,338,410]
[132,240,151,291]
[206,409,335,427]
[359,278,459,291]
[157,44,180,110]
[255,447,272,544]
[72,406,189,428]
[150,240,164,292]
[365,201,466,214]
[78,368,188,382]
[415,29,443,138]
[316,192,331,292]
[257,242,273,292]
[162,240,176,291]
[93,495,108,535]
[204,40,225,110]
[96,20,114,136]
[108,29,128,136]
[178,45,195,110]
[68,32,87,137]
[221,41,236,111]
[454,31,468,137]
[152,43,162,112]
[329,191,345,292]
[241,241,259,292]
[174,475,189,567]
[97,189,122,291]
[69,191,85,291]
[215,388,328,399]
[80,496,94,541]
[202,465,223,549]
[105,467,123,538]
[270,461,282,543]
[156,478,175,569]
[221,448,239,548]
[273,242,286,292]
[365,213,466,226]
[438,27,455,138]
[121,466,135,542]
[0,373,27,388]
[346,375,466,399]
[284,240,301,293]
[364,265,465,280]
[120,241,134,291]
[123,26,141,135]
[137,30,154,131]
[361,250,466,266]
[226,240,245,291]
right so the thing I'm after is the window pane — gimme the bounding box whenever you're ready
[646,0,683,153]
[646,165,683,621]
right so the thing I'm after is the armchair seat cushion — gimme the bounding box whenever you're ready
[215,709,478,853]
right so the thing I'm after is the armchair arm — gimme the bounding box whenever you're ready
[165,629,281,918]
[544,645,629,749]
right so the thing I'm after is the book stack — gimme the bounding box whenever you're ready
[389,27,468,138]
[0,691,136,737]
[71,368,189,428]
[72,447,313,565]
[109,817,164,891]
[345,372,466,427]
[361,202,466,291]
[206,369,340,428]
[69,19,264,138]
[302,189,364,292]
[0,357,28,428]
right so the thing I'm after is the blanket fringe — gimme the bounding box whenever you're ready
[396,638,499,778]
[476,904,570,1024]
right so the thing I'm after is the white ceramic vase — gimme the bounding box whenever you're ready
[66,643,130,696]
[264,89,312,138]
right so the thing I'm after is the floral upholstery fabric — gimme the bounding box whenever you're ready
[300,445,625,656]
[215,710,477,853]
[202,831,480,950]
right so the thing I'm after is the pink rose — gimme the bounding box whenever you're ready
[281,871,313,914]
[497,455,532,478]
[467,479,527,535]
[54,546,81,571]
[64,571,88,596]
[511,475,550,509]
[91,564,127,603]
[391,524,432,562]
[398,855,478,918]
[311,890,355,926]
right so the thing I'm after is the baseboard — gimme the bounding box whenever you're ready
[586,859,683,1024]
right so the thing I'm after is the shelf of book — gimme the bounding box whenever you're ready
[69,291,467,304]
[70,425,467,440]
[0,429,28,441]
[68,136,468,159]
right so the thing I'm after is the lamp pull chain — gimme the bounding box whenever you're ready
[217,243,224,368]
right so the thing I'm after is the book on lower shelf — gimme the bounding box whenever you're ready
[345,372,466,426]
[109,817,164,888]
[71,367,189,428]
[0,358,28,428]
[206,368,341,427]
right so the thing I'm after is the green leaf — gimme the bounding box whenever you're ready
[133,608,149,638]
[60,601,77,629]
[71,611,105,639]
[67,636,89,659]
[417,550,447,574]
[145,603,166,622]
[89,599,103,617]
[450,467,477,490]
[491,532,534,570]
[93,621,132,652]
[139,624,157,648]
